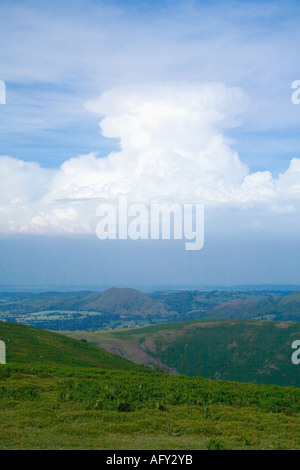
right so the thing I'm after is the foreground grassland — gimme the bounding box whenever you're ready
[1,363,300,450]
[1,321,300,450]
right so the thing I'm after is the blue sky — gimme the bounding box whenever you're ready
[1,0,300,288]
[1,0,300,169]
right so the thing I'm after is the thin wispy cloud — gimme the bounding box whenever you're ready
[1,1,300,137]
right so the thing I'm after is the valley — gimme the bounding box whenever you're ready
[64,319,300,387]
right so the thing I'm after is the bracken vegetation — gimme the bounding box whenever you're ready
[0,321,299,450]
[1,363,300,450]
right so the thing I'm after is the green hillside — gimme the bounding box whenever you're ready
[1,321,300,449]
[65,319,300,387]
[0,321,146,371]
[1,362,300,450]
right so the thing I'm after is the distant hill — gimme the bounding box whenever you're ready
[1,288,299,331]
[0,287,179,330]
[206,291,300,321]
[0,321,146,371]
[206,299,260,319]
[65,319,300,387]
[150,289,293,320]
[82,287,173,317]
[274,291,300,321]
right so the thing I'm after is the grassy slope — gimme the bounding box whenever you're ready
[1,362,300,450]
[65,319,300,387]
[1,321,300,450]
[0,321,146,371]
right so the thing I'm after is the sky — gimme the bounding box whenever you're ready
[0,0,300,289]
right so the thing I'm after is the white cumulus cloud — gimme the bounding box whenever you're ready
[1,82,300,234]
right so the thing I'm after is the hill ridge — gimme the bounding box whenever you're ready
[64,319,300,387]
[0,321,147,372]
